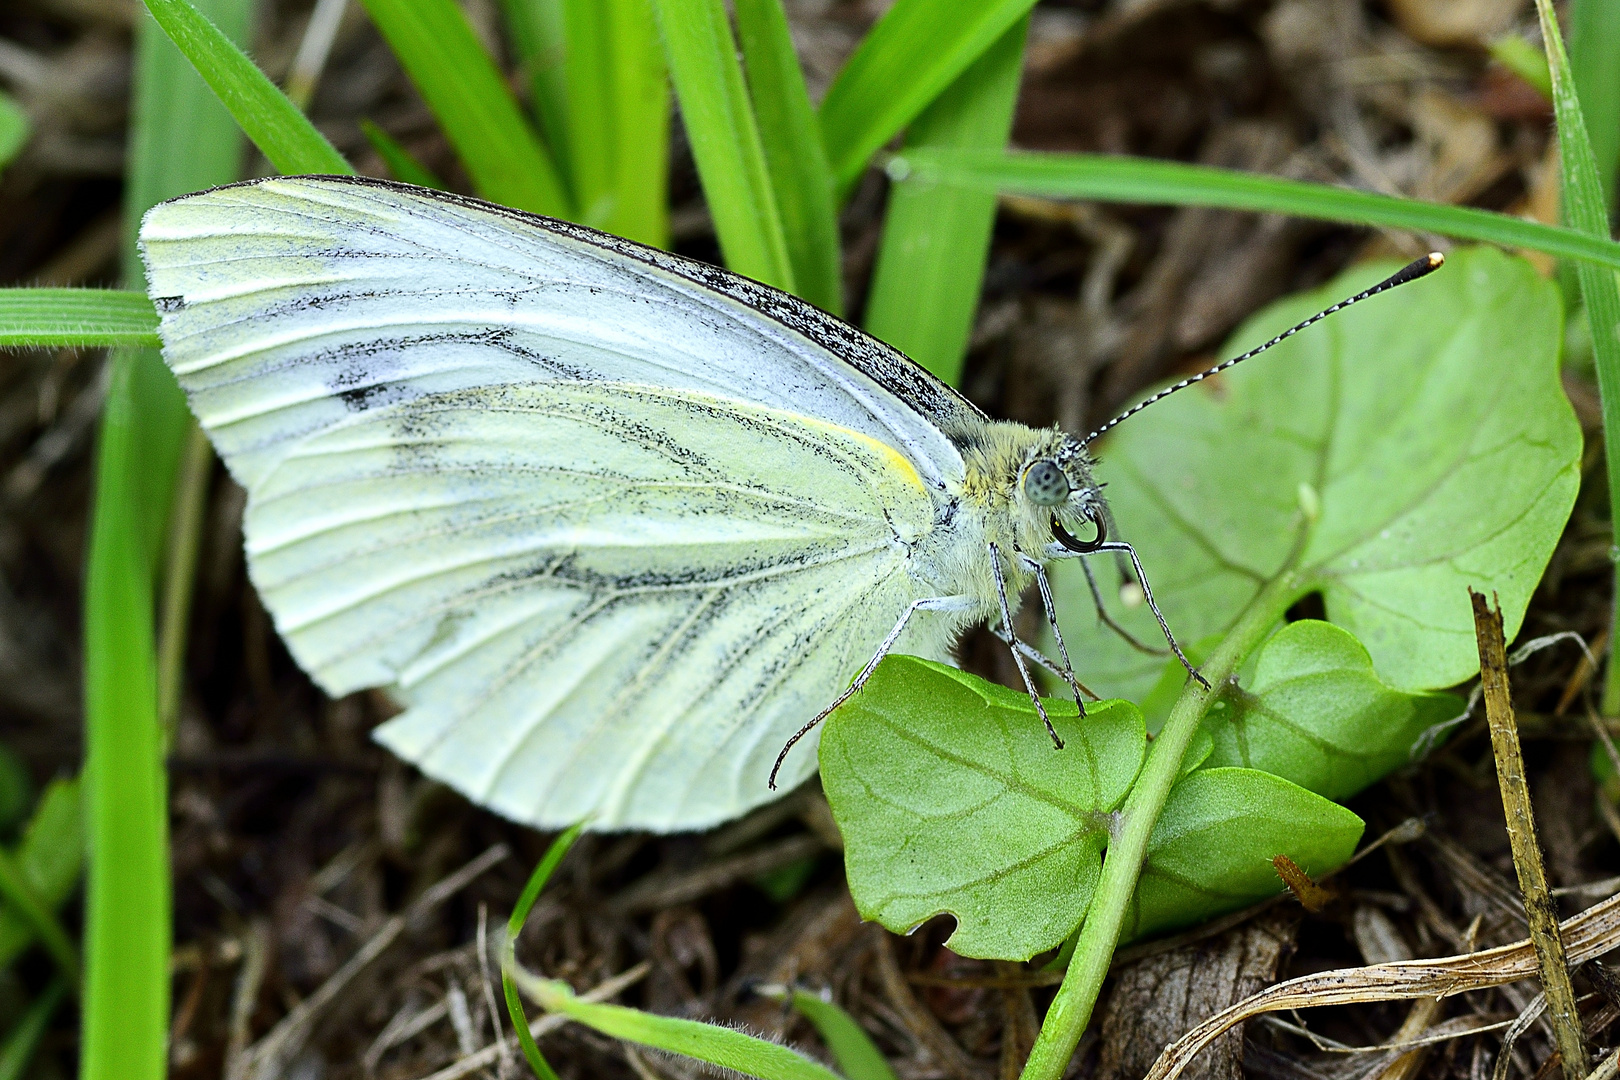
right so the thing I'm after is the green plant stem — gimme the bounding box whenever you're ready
[156,420,213,740]
[1020,572,1304,1080]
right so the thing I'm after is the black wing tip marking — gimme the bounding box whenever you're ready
[152,174,987,429]
[154,295,186,313]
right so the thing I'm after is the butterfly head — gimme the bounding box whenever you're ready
[957,424,1106,561]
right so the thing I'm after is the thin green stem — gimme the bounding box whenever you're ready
[157,421,213,742]
[1019,571,1307,1080]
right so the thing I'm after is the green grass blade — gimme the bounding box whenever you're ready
[603,0,669,247]
[0,91,30,174]
[818,0,1038,200]
[0,290,160,349]
[863,15,1026,382]
[507,969,842,1080]
[1534,0,1620,719]
[766,987,898,1080]
[562,0,613,223]
[1572,0,1620,208]
[359,119,443,188]
[140,0,349,175]
[0,978,67,1080]
[504,823,584,1080]
[499,0,569,168]
[357,0,569,215]
[85,2,254,1075]
[889,148,1620,272]
[737,0,841,313]
[0,780,84,975]
[82,354,169,1080]
[652,0,794,290]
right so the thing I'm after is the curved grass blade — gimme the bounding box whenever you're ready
[601,0,670,247]
[765,987,898,1080]
[357,0,568,215]
[652,0,794,291]
[737,0,841,312]
[507,966,843,1080]
[0,779,83,971]
[890,148,1620,273]
[1572,0,1620,208]
[0,846,78,992]
[499,0,568,162]
[140,0,349,175]
[1533,1,1620,721]
[0,978,67,1080]
[863,14,1026,383]
[818,0,1038,200]
[0,290,160,349]
[504,822,585,1080]
[359,119,443,188]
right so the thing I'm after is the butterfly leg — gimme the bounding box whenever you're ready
[1079,554,1168,656]
[1088,540,1209,689]
[988,543,1064,749]
[768,593,976,789]
[1011,553,1095,711]
[986,624,1101,705]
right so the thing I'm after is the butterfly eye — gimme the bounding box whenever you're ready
[1022,460,1070,506]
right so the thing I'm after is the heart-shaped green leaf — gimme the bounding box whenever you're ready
[1201,620,1463,801]
[1052,246,1580,701]
[819,656,1145,960]
[1123,767,1364,941]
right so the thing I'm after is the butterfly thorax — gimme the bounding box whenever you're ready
[907,420,1103,612]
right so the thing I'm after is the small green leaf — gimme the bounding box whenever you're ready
[818,0,1038,199]
[358,120,443,189]
[0,779,83,971]
[820,656,1145,961]
[769,988,898,1080]
[1202,620,1463,802]
[140,0,350,176]
[863,14,1026,383]
[0,290,160,350]
[653,0,794,291]
[737,0,842,313]
[889,149,1620,274]
[0,92,30,173]
[357,0,568,215]
[1052,247,1581,700]
[1122,768,1364,941]
[1489,36,1552,101]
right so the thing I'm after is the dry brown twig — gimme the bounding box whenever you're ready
[1473,589,1588,1080]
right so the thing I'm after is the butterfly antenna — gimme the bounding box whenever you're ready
[1081,252,1444,447]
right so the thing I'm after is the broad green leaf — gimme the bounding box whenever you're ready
[818,0,1038,199]
[864,14,1026,383]
[508,969,841,1080]
[820,656,1145,961]
[769,988,898,1080]
[888,148,1620,274]
[0,92,29,173]
[1051,247,1580,701]
[1571,0,1620,207]
[357,0,568,215]
[0,290,160,349]
[1201,620,1462,802]
[737,0,841,313]
[139,0,348,176]
[652,0,794,290]
[0,779,83,971]
[1122,768,1364,941]
[359,120,443,188]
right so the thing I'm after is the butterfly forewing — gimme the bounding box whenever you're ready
[139,176,965,830]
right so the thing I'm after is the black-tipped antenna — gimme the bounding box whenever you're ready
[1081,252,1445,446]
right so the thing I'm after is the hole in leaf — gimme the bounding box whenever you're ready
[1285,592,1326,623]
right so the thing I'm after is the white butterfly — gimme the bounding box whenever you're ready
[140,175,1427,832]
